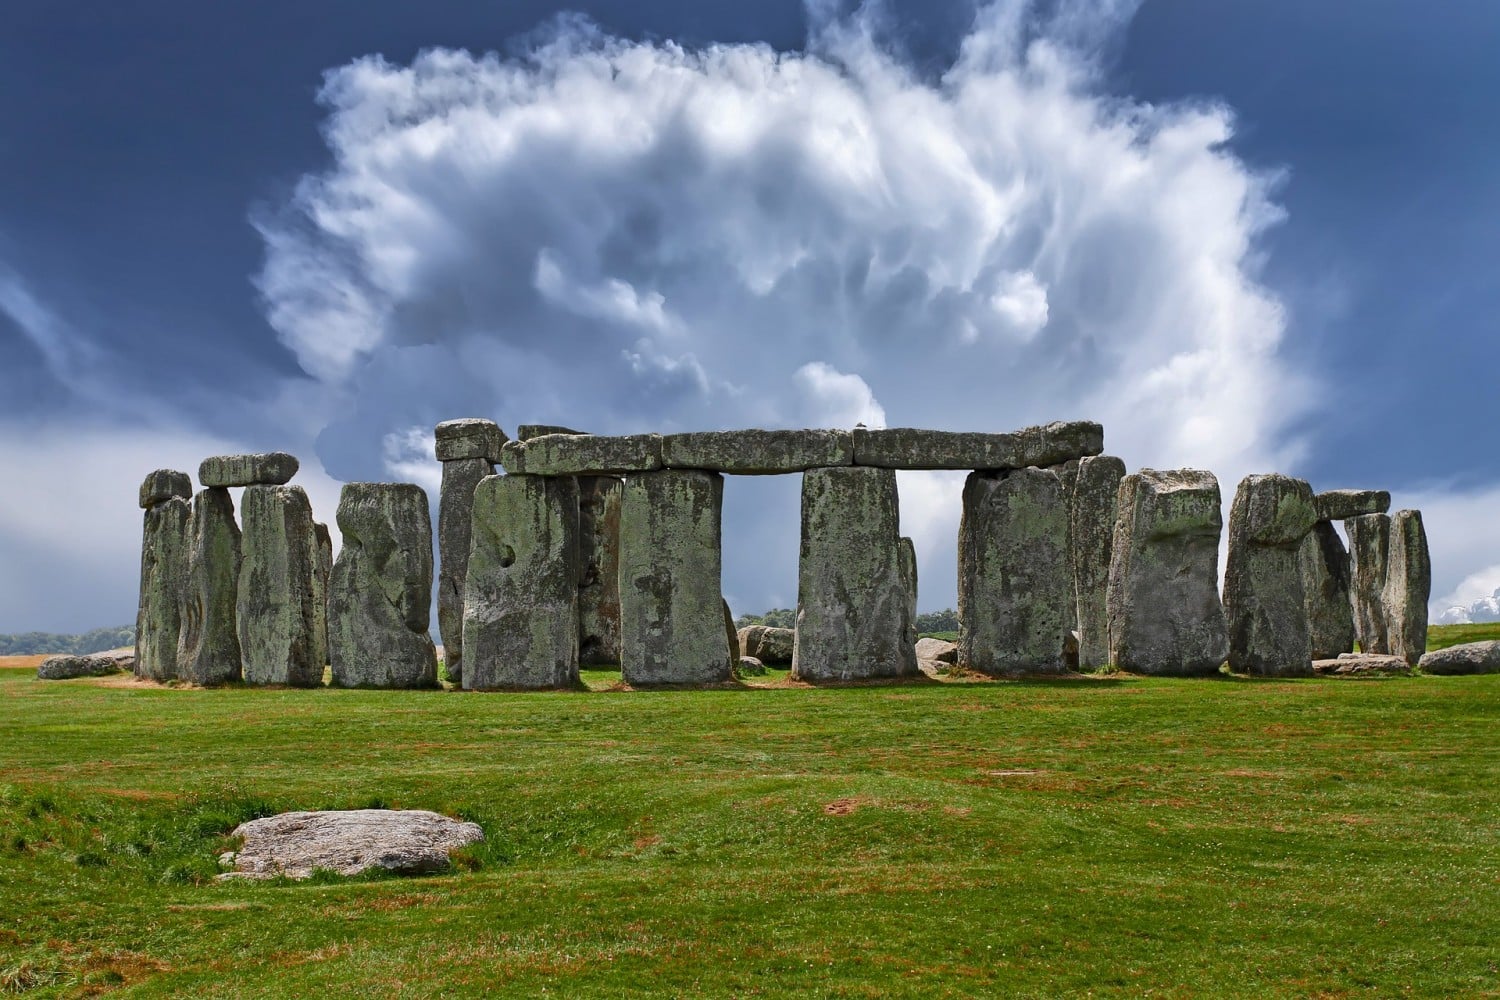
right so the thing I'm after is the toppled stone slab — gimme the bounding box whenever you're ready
[1383,509,1430,666]
[218,809,484,881]
[1418,641,1500,675]
[1345,514,1391,655]
[1299,522,1355,660]
[661,429,853,474]
[435,419,507,463]
[1312,653,1412,676]
[136,494,191,681]
[915,637,958,663]
[501,433,662,477]
[36,654,125,680]
[437,456,495,684]
[139,469,192,509]
[199,453,299,488]
[738,625,795,664]
[1224,474,1317,677]
[177,488,243,686]
[851,421,1102,471]
[517,424,587,440]
[1314,489,1391,522]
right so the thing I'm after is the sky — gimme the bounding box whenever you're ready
[3,0,1499,633]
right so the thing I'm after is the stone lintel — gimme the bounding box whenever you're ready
[435,419,508,463]
[851,421,1102,470]
[517,424,588,440]
[199,453,300,488]
[661,429,853,474]
[139,469,193,509]
[501,433,662,476]
[1314,489,1392,522]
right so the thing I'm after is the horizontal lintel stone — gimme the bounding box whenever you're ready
[501,433,663,476]
[435,419,508,463]
[517,424,588,441]
[199,452,299,488]
[139,469,193,508]
[1315,489,1391,522]
[852,421,1103,470]
[661,429,853,474]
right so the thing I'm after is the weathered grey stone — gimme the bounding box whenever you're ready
[619,470,733,685]
[1224,474,1317,677]
[501,433,662,476]
[724,599,740,663]
[311,523,331,676]
[1314,489,1391,522]
[738,625,796,664]
[462,474,580,690]
[437,457,494,684]
[237,485,324,687]
[736,655,767,677]
[1106,469,1228,676]
[1299,522,1355,660]
[1383,509,1430,666]
[1345,514,1391,656]
[1070,455,1126,669]
[793,466,918,681]
[958,467,1072,675]
[138,469,192,509]
[899,535,919,648]
[1418,640,1500,675]
[176,488,243,685]
[328,483,438,689]
[135,495,191,681]
[517,424,587,440]
[851,420,1103,470]
[661,429,854,474]
[218,809,483,881]
[198,452,299,488]
[36,654,125,680]
[578,476,623,666]
[915,637,958,663]
[1313,653,1412,676]
[434,418,507,463]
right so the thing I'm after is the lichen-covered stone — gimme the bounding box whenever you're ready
[1224,474,1317,677]
[176,488,243,685]
[1106,469,1228,676]
[958,467,1071,675]
[198,452,299,488]
[328,483,438,689]
[1345,513,1391,656]
[312,522,331,675]
[37,654,125,680]
[501,433,662,476]
[237,485,324,686]
[661,429,854,474]
[517,424,586,440]
[434,419,507,462]
[135,495,190,681]
[619,470,733,685]
[219,809,483,881]
[461,474,580,690]
[1299,522,1355,660]
[737,625,796,664]
[436,456,493,684]
[899,535,918,648]
[1314,489,1391,522]
[851,421,1102,470]
[1313,653,1411,676]
[138,469,192,509]
[793,467,917,681]
[1418,640,1500,675]
[578,476,623,666]
[724,599,740,664]
[1383,509,1430,666]
[1069,455,1125,669]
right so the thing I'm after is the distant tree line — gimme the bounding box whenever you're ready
[735,608,959,634]
[0,626,135,656]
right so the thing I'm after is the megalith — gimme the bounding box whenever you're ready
[578,475,624,665]
[1299,522,1355,660]
[462,474,580,690]
[312,522,331,674]
[1383,509,1430,665]
[328,483,438,689]
[237,485,325,686]
[899,535,919,649]
[435,418,507,685]
[177,487,243,685]
[1106,469,1228,676]
[1070,455,1126,669]
[1344,513,1391,655]
[136,470,192,682]
[1224,474,1318,676]
[619,470,733,685]
[958,467,1071,675]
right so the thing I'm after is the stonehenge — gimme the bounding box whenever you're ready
[436,418,506,683]
[177,487,244,686]
[1069,455,1125,669]
[237,485,325,687]
[1223,474,1318,676]
[1384,510,1431,665]
[1346,514,1392,655]
[1299,523,1355,660]
[136,470,192,681]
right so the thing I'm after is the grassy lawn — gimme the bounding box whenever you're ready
[1,640,1496,996]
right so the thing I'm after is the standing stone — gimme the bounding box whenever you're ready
[1070,455,1126,669]
[898,536,918,648]
[328,484,438,689]
[793,466,917,681]
[1224,474,1318,676]
[462,474,580,690]
[139,469,192,510]
[578,476,624,665]
[958,467,1072,675]
[1383,510,1430,666]
[1106,469,1228,676]
[437,456,495,685]
[136,493,191,681]
[237,485,324,686]
[1299,522,1355,660]
[1345,514,1391,655]
[311,523,331,675]
[176,488,243,685]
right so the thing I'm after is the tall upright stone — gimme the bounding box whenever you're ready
[435,418,506,685]
[1224,474,1318,676]
[898,536,918,649]
[312,522,332,675]
[958,467,1071,675]
[462,474,580,690]
[1106,469,1228,676]
[1383,510,1430,666]
[328,483,438,689]
[1070,455,1126,669]
[619,470,733,685]
[578,476,624,665]
[1299,522,1355,660]
[136,470,192,682]
[177,488,243,685]
[237,485,324,686]
[793,466,917,681]
[1345,513,1391,655]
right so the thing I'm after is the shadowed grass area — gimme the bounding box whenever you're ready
[0,657,1495,997]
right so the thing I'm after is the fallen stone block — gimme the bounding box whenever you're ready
[501,433,662,476]
[36,654,125,680]
[851,420,1102,470]
[1312,653,1411,676]
[915,637,958,663]
[199,453,299,488]
[218,809,484,881]
[1418,640,1500,675]
[1314,489,1391,522]
[661,429,853,474]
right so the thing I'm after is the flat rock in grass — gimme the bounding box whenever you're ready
[434,419,507,463]
[1314,489,1391,522]
[36,654,124,680]
[852,421,1102,470]
[661,429,853,474]
[218,809,484,881]
[1418,640,1500,675]
[199,453,299,488]
[502,433,662,476]
[915,637,958,663]
[1312,654,1411,676]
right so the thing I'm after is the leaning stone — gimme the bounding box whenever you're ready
[434,418,507,463]
[138,469,192,509]
[898,536,918,648]
[218,809,483,881]
[198,452,299,488]
[136,495,191,681]
[327,484,438,689]
[660,429,853,474]
[1069,455,1126,669]
[517,424,587,440]
[915,637,958,663]
[1418,640,1500,675]
[36,654,123,680]
[501,433,662,477]
[437,456,494,684]
[724,600,740,663]
[1224,474,1317,677]
[1106,469,1228,676]
[1312,653,1412,676]
[176,488,243,685]
[794,466,918,681]
[851,421,1102,470]
[578,477,624,666]
[738,625,796,664]
[958,467,1072,675]
[237,485,325,687]
[1383,510,1430,666]
[462,474,580,690]
[1345,514,1391,656]
[1299,522,1355,660]
[1314,489,1391,522]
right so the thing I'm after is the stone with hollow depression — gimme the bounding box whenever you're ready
[218,809,484,880]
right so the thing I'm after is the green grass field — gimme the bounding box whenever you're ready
[1,627,1496,997]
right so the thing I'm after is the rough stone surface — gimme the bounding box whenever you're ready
[851,420,1102,470]
[619,470,733,685]
[517,424,586,440]
[311,523,331,675]
[501,433,662,476]
[898,536,918,648]
[738,625,795,664]
[1418,640,1500,675]
[237,485,325,686]
[138,469,192,509]
[462,474,580,690]
[661,429,853,474]
[793,466,917,681]
[724,599,740,663]
[176,488,243,685]
[958,467,1072,675]
[1106,469,1228,676]
[578,477,624,666]
[915,637,958,663]
[736,655,767,677]
[1069,455,1126,669]
[199,452,299,488]
[1299,522,1355,660]
[1314,489,1391,522]
[434,418,507,462]
[1383,509,1430,666]
[1345,514,1391,656]
[437,456,494,684]
[1224,474,1317,676]
[219,810,484,881]
[328,483,438,689]
[136,495,191,681]
[1312,653,1412,676]
[37,654,125,680]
